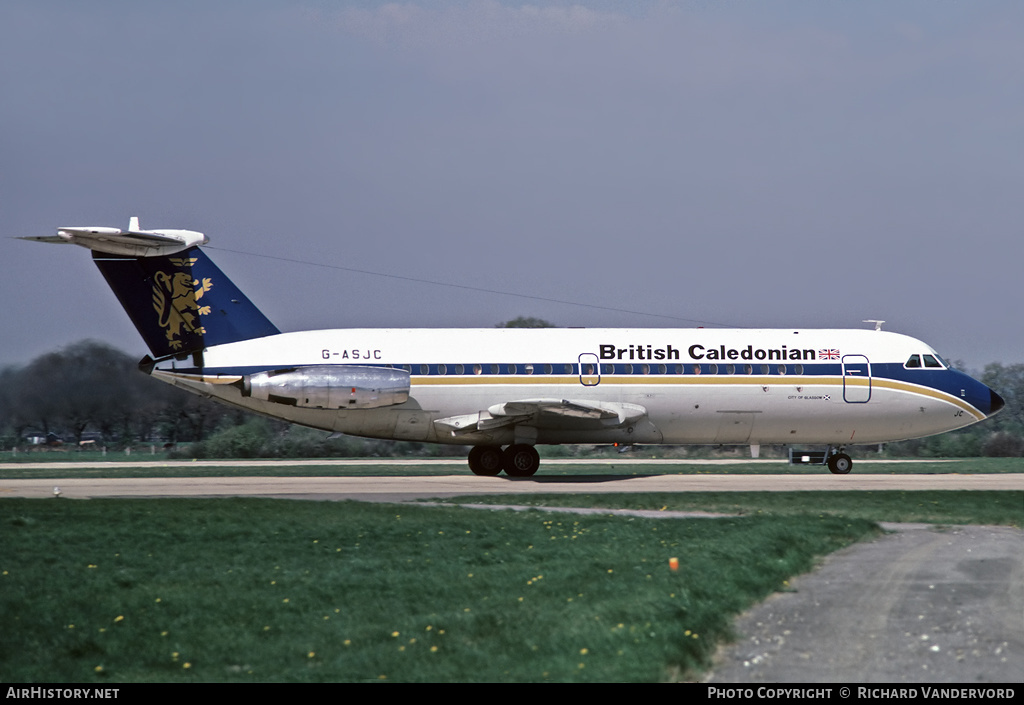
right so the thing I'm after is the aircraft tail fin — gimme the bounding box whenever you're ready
[92,246,280,359]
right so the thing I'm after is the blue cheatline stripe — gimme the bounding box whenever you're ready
[156,360,961,381]
[159,360,845,377]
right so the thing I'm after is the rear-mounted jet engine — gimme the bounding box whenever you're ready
[240,365,410,409]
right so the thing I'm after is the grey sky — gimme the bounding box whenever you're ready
[3,1,1022,369]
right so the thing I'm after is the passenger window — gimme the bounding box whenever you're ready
[490,364,500,374]
[793,364,803,375]
[419,364,429,375]
[624,364,633,374]
[454,364,464,375]
[708,364,718,374]
[658,364,667,374]
[473,364,482,375]
[641,364,650,375]
[524,364,534,375]
[905,355,922,369]
[438,364,447,375]
[778,365,787,375]
[726,364,735,375]
[692,365,702,375]
[923,354,943,368]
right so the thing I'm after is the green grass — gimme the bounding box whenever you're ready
[1,497,877,683]
[0,456,1021,479]
[451,490,1024,527]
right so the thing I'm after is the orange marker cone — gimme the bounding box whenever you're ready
[669,557,679,572]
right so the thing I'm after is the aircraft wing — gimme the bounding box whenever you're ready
[434,398,648,437]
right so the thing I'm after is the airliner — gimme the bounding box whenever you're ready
[24,218,1004,476]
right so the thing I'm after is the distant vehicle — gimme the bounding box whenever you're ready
[25,218,1004,476]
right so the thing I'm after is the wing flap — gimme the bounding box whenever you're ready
[490,399,647,426]
[434,399,648,438]
[433,411,526,437]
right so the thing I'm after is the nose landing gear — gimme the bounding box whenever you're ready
[827,449,853,474]
[789,446,855,474]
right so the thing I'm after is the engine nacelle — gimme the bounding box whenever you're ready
[241,365,410,410]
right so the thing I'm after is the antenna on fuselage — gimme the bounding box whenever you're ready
[863,320,885,331]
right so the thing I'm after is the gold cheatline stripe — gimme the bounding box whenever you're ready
[411,375,986,420]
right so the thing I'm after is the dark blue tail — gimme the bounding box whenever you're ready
[93,247,280,359]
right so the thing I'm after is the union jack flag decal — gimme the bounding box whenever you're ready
[819,349,840,360]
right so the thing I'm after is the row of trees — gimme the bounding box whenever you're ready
[1,339,1022,457]
[0,340,242,449]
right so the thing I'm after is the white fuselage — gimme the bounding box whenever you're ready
[152,327,997,448]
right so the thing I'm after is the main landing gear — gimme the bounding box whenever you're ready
[827,448,853,475]
[468,444,540,477]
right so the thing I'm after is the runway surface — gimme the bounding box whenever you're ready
[2,471,1022,501]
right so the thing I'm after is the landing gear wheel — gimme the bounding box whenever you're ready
[828,452,853,475]
[468,445,503,476]
[502,444,540,477]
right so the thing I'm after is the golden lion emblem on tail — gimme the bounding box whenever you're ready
[152,268,214,349]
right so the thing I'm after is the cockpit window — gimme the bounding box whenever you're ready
[907,353,946,369]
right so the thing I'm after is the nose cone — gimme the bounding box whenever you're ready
[989,388,1005,416]
[955,370,1006,418]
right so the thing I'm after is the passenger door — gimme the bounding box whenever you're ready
[842,355,871,403]
[578,353,600,386]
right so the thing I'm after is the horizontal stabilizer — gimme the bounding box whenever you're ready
[18,235,70,245]
[59,226,184,244]
[20,217,207,257]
